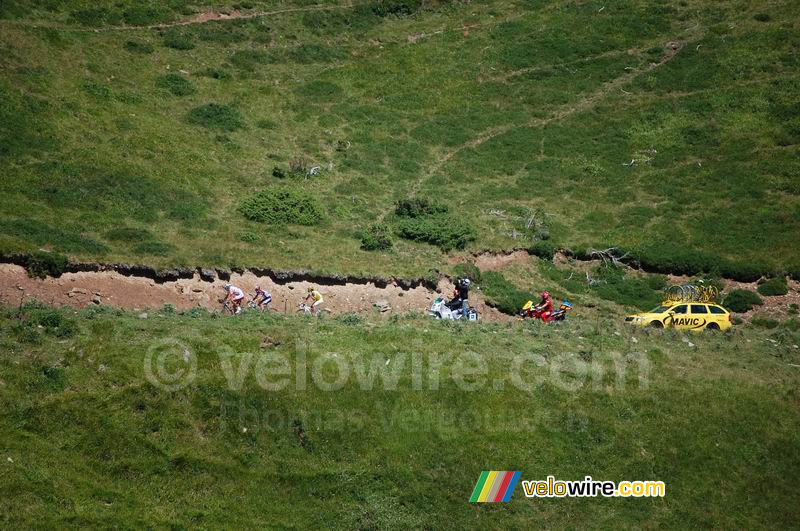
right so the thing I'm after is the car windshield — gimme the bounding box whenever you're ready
[648,305,669,314]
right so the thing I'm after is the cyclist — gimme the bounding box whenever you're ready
[222,283,246,315]
[535,291,553,322]
[305,286,324,316]
[252,285,272,311]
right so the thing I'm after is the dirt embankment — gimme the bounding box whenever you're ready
[0,265,512,321]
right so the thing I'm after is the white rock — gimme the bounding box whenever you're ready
[138,313,148,319]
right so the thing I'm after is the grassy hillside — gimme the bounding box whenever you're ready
[1,303,799,527]
[1,0,798,277]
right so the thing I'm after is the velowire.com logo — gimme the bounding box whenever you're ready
[469,471,521,502]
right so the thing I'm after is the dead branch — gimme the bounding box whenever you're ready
[588,247,631,268]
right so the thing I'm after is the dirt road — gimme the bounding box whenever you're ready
[0,264,511,321]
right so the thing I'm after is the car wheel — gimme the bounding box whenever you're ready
[705,322,720,331]
[649,320,664,329]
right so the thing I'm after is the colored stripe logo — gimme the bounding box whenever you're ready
[470,471,521,502]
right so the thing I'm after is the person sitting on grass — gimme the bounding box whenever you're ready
[305,286,324,316]
[252,285,272,311]
[221,283,245,315]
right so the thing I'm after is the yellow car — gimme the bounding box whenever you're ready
[624,302,732,331]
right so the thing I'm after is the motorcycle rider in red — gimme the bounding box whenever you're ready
[537,291,554,322]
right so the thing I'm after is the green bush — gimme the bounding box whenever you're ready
[230,50,269,71]
[238,188,324,225]
[188,104,245,131]
[156,74,196,96]
[105,227,154,242]
[395,213,476,251]
[750,317,779,329]
[20,303,78,338]
[295,81,343,103]
[237,231,261,243]
[370,0,423,17]
[723,289,763,313]
[162,30,195,50]
[530,240,558,260]
[360,223,393,251]
[132,241,174,256]
[592,265,666,311]
[628,243,769,282]
[0,219,108,254]
[480,271,530,314]
[124,40,154,54]
[452,263,481,283]
[70,8,121,26]
[338,313,362,325]
[757,277,788,296]
[200,68,232,80]
[123,6,171,26]
[26,250,69,279]
[395,198,448,218]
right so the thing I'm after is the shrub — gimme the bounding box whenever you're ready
[272,167,286,178]
[188,104,245,131]
[750,317,779,329]
[230,50,269,71]
[295,81,343,103]
[70,7,120,26]
[628,243,770,282]
[238,188,324,225]
[592,265,665,311]
[105,227,154,242]
[530,240,557,260]
[360,223,393,251]
[480,271,530,314]
[289,157,308,176]
[370,0,423,17]
[237,231,261,243]
[395,213,476,251]
[26,250,69,279]
[156,74,196,96]
[717,261,770,283]
[395,198,448,218]
[124,40,154,54]
[199,68,232,80]
[338,313,362,325]
[452,263,481,283]
[123,6,171,26]
[132,241,174,256]
[757,277,789,296]
[753,13,771,22]
[723,289,763,313]
[83,81,111,99]
[162,30,195,50]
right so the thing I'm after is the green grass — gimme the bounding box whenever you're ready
[1,304,798,527]
[0,1,797,280]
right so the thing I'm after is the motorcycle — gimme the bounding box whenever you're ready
[519,300,573,322]
[429,297,478,321]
